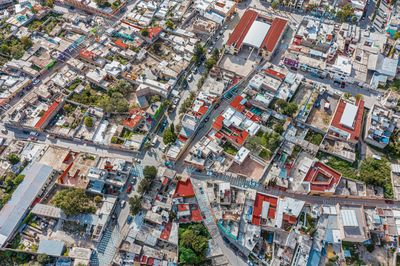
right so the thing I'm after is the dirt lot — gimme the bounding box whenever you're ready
[229,156,265,181]
[306,92,339,131]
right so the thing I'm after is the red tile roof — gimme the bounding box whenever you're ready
[283,213,298,224]
[178,204,189,212]
[303,161,342,192]
[34,99,61,129]
[261,17,288,53]
[173,179,195,198]
[197,105,208,116]
[264,68,286,80]
[226,9,258,50]
[228,126,249,146]
[114,39,128,49]
[212,115,225,131]
[191,208,203,222]
[330,99,364,141]
[230,95,246,112]
[79,49,95,60]
[123,111,144,129]
[148,27,162,39]
[252,193,278,226]
[160,222,172,240]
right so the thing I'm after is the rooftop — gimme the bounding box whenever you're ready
[0,163,53,247]
[330,99,364,141]
[303,161,342,193]
[226,9,258,50]
[261,17,288,53]
[173,179,195,198]
[252,193,278,226]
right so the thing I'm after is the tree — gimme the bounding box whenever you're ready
[163,123,177,145]
[178,223,210,265]
[360,157,390,187]
[94,195,102,204]
[271,1,279,9]
[394,32,400,40]
[355,94,363,101]
[7,153,20,165]
[212,48,220,60]
[20,36,32,50]
[165,19,175,29]
[282,102,298,116]
[84,116,94,128]
[13,174,24,186]
[37,254,51,264]
[150,95,161,103]
[51,188,96,216]
[44,0,54,7]
[137,178,151,194]
[179,247,201,265]
[360,157,392,198]
[129,195,142,215]
[143,166,157,180]
[275,99,298,116]
[100,92,129,113]
[274,124,284,134]
[205,57,217,71]
[192,43,205,63]
[110,80,132,95]
[141,28,149,37]
[153,42,162,55]
[94,0,108,7]
[343,92,352,99]
[336,4,354,22]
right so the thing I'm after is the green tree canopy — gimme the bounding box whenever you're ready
[20,36,32,50]
[141,28,149,37]
[84,116,94,127]
[179,247,201,265]
[165,19,175,29]
[51,188,96,216]
[7,154,20,165]
[143,166,157,180]
[129,195,142,215]
[137,178,151,194]
[163,124,177,145]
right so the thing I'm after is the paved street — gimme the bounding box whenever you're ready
[191,172,400,209]
[191,179,248,266]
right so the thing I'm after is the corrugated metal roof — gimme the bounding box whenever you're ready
[340,102,358,129]
[38,239,64,256]
[242,21,270,49]
[0,163,53,246]
[341,209,358,227]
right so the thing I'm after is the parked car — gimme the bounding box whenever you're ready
[30,131,39,137]
[120,200,126,208]
[151,137,158,147]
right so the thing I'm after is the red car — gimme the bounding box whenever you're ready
[126,184,133,193]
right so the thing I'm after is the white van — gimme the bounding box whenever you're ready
[151,137,158,147]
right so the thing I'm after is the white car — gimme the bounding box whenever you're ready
[120,200,126,208]
[187,74,194,82]
[30,131,39,137]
